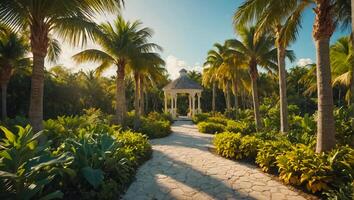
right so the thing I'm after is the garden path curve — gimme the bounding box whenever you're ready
[123,120,310,200]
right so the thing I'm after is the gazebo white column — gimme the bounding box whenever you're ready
[192,93,196,116]
[170,93,173,115]
[188,94,192,117]
[164,92,168,112]
[197,92,201,113]
[174,94,178,117]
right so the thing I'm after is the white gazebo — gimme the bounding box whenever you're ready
[163,69,203,119]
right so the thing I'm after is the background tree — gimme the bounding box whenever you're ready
[226,26,279,131]
[131,52,164,118]
[73,16,161,124]
[331,36,353,106]
[0,0,123,131]
[234,0,301,133]
[0,29,29,120]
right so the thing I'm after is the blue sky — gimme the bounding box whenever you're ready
[57,0,351,79]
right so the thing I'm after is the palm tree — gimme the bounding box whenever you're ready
[0,29,28,120]
[234,0,300,133]
[0,0,123,131]
[203,43,231,110]
[139,61,167,115]
[351,0,354,130]
[234,0,349,152]
[226,26,279,131]
[131,52,165,118]
[73,16,161,124]
[202,66,217,111]
[331,36,353,105]
[299,64,318,96]
[220,47,251,112]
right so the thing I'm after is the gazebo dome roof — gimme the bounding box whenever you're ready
[163,68,203,91]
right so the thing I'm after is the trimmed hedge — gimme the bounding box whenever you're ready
[226,120,255,135]
[213,132,259,160]
[123,111,172,139]
[256,140,292,172]
[213,132,242,159]
[207,117,228,126]
[197,122,225,134]
[139,118,171,139]
[192,113,210,124]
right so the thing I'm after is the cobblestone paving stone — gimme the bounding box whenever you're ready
[123,121,310,200]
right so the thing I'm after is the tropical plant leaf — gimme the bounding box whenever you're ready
[39,191,64,200]
[81,166,104,189]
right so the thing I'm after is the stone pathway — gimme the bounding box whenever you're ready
[123,121,310,200]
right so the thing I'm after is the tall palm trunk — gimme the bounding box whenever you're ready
[29,23,49,132]
[139,75,144,115]
[134,72,140,116]
[212,82,216,111]
[233,80,238,111]
[116,60,126,124]
[0,65,11,120]
[277,43,289,133]
[349,26,354,127]
[1,83,7,120]
[241,90,245,109]
[313,0,336,152]
[249,60,262,131]
[225,81,231,110]
[133,71,141,129]
[351,35,354,137]
[351,0,354,143]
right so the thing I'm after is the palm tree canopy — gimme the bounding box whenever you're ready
[0,0,123,47]
[73,15,163,77]
[0,29,29,68]
[330,36,352,102]
[226,26,295,74]
[234,0,311,47]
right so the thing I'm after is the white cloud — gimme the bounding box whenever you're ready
[297,58,313,67]
[165,55,202,79]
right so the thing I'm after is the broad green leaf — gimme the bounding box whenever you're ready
[0,126,16,143]
[81,166,104,189]
[0,170,18,178]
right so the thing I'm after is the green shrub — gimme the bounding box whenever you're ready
[207,117,228,126]
[324,181,354,200]
[256,140,291,172]
[239,135,260,160]
[139,118,171,138]
[213,132,259,160]
[334,107,354,146]
[224,108,237,120]
[116,131,152,165]
[276,144,332,193]
[328,145,354,184]
[192,113,210,124]
[122,111,136,128]
[123,112,172,139]
[198,122,225,134]
[213,132,242,159]
[0,125,73,200]
[56,128,152,199]
[147,112,173,124]
[1,116,29,132]
[226,120,255,135]
[288,114,316,145]
[254,130,283,141]
[262,106,280,131]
